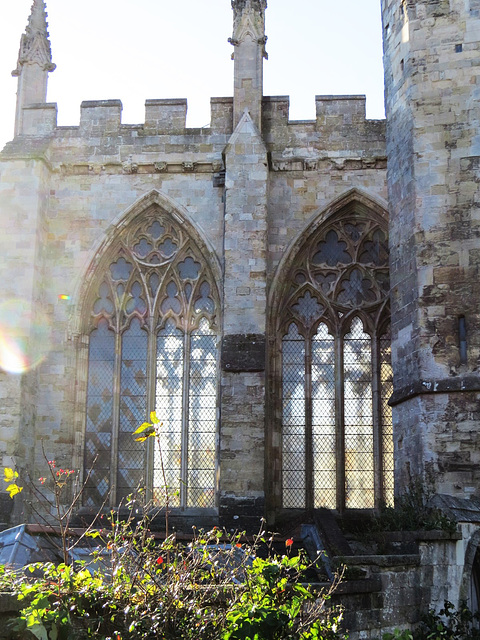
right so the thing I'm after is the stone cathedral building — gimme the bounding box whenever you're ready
[1,0,480,633]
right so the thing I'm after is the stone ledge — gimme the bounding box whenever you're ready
[390,375,480,406]
[372,530,462,542]
[0,593,21,613]
[335,554,421,567]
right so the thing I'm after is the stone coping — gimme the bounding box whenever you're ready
[371,530,462,542]
[335,554,420,567]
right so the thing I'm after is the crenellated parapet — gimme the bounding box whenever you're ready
[1,94,385,172]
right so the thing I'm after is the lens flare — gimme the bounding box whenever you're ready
[0,300,51,375]
[0,334,28,374]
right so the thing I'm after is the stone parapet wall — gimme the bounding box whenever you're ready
[3,94,386,162]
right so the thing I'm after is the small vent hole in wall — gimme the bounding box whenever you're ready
[455,43,463,53]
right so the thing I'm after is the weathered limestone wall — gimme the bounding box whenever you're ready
[0,156,51,519]
[0,92,386,526]
[382,0,480,497]
[220,112,268,526]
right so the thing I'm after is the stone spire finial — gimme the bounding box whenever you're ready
[12,0,56,77]
[230,0,268,129]
[231,0,267,17]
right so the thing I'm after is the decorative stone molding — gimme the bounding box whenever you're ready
[122,160,138,174]
[271,156,388,172]
[57,161,224,176]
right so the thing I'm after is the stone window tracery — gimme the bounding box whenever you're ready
[277,206,393,511]
[83,207,220,509]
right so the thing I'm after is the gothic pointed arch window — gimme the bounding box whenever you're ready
[83,206,220,509]
[276,198,393,511]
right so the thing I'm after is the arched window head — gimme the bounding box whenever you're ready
[277,201,393,512]
[83,207,220,509]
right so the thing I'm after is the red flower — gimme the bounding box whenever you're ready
[235,543,242,548]
[156,556,164,565]
[38,477,46,484]
[285,538,294,547]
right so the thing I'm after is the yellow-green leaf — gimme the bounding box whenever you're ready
[150,411,161,424]
[132,422,152,436]
[6,483,23,498]
[134,429,155,442]
[4,468,18,483]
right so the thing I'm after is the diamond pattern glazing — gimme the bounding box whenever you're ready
[312,324,336,509]
[85,321,114,506]
[84,205,219,508]
[155,321,184,507]
[188,319,217,508]
[279,204,391,511]
[344,318,374,509]
[381,329,394,506]
[118,318,148,503]
[282,324,306,509]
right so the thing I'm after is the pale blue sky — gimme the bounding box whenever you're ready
[0,0,385,149]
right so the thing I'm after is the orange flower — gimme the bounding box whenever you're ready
[235,543,242,548]
[285,538,293,547]
[156,556,164,565]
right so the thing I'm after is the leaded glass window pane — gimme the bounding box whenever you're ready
[282,324,306,509]
[188,319,217,508]
[83,207,219,509]
[344,318,374,509]
[381,328,394,507]
[312,324,336,509]
[85,321,114,507]
[118,318,148,503]
[279,204,392,511]
[155,320,184,507]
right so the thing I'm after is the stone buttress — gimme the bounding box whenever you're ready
[381,0,480,497]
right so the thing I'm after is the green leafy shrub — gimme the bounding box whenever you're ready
[416,600,480,640]
[1,414,345,640]
[2,518,345,640]
[372,482,456,534]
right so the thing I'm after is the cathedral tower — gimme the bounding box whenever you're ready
[381,0,480,498]
[12,0,56,136]
[230,0,267,129]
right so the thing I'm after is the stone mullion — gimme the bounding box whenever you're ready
[304,336,313,512]
[371,331,383,511]
[110,331,122,507]
[336,332,345,512]
[180,332,191,508]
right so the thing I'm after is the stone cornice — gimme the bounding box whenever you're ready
[270,155,387,172]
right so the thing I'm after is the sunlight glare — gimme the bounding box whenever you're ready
[0,300,51,374]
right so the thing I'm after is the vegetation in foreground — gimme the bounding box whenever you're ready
[0,520,345,640]
[0,413,346,640]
